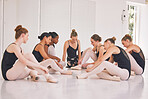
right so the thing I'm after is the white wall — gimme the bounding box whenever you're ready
[3,0,40,53]
[127,0,146,4]
[40,0,96,58]
[139,4,148,59]
[0,0,3,60]
[95,0,126,46]
[0,0,3,79]
[71,0,96,51]
[40,0,71,58]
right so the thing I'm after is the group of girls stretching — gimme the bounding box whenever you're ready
[1,25,145,83]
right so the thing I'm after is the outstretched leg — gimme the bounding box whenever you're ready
[40,59,72,75]
[77,61,129,81]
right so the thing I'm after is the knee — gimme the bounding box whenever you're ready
[101,61,109,65]
[86,47,92,51]
[86,50,93,55]
[60,61,66,66]
[99,61,110,68]
[46,59,55,63]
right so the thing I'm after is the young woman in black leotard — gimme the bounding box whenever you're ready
[62,29,81,68]
[1,25,57,83]
[77,37,131,81]
[122,34,145,75]
[32,32,72,75]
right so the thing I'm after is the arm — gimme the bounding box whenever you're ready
[98,46,104,59]
[44,44,48,54]
[125,45,135,53]
[92,45,97,52]
[108,55,114,63]
[62,41,68,62]
[37,45,50,60]
[44,45,61,62]
[39,44,63,68]
[86,47,115,72]
[125,45,140,53]
[13,45,45,69]
[78,40,81,61]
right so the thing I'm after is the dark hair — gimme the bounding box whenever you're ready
[105,37,116,44]
[121,34,132,41]
[38,32,51,40]
[49,32,58,38]
[91,34,102,42]
[15,25,28,39]
[70,29,78,38]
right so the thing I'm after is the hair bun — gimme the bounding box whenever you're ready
[125,34,130,37]
[72,29,76,32]
[38,36,41,39]
[15,25,22,32]
[112,36,116,41]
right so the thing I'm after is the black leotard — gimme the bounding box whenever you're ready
[131,49,145,73]
[112,46,131,79]
[1,43,22,80]
[66,41,79,68]
[32,43,44,62]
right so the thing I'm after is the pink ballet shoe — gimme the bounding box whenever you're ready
[76,73,88,79]
[71,65,82,70]
[111,76,121,82]
[61,70,73,75]
[46,75,58,83]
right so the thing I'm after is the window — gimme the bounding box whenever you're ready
[128,4,140,44]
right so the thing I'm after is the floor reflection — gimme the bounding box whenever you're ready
[0,74,145,99]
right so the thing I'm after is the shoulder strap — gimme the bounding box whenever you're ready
[68,41,70,46]
[7,43,23,53]
[34,43,40,50]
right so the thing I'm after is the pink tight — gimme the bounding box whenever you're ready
[6,53,51,80]
[84,61,129,80]
[81,47,97,65]
[127,53,143,75]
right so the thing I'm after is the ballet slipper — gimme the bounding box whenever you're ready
[46,75,58,83]
[61,70,72,75]
[110,76,121,82]
[71,65,82,70]
[76,73,88,79]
